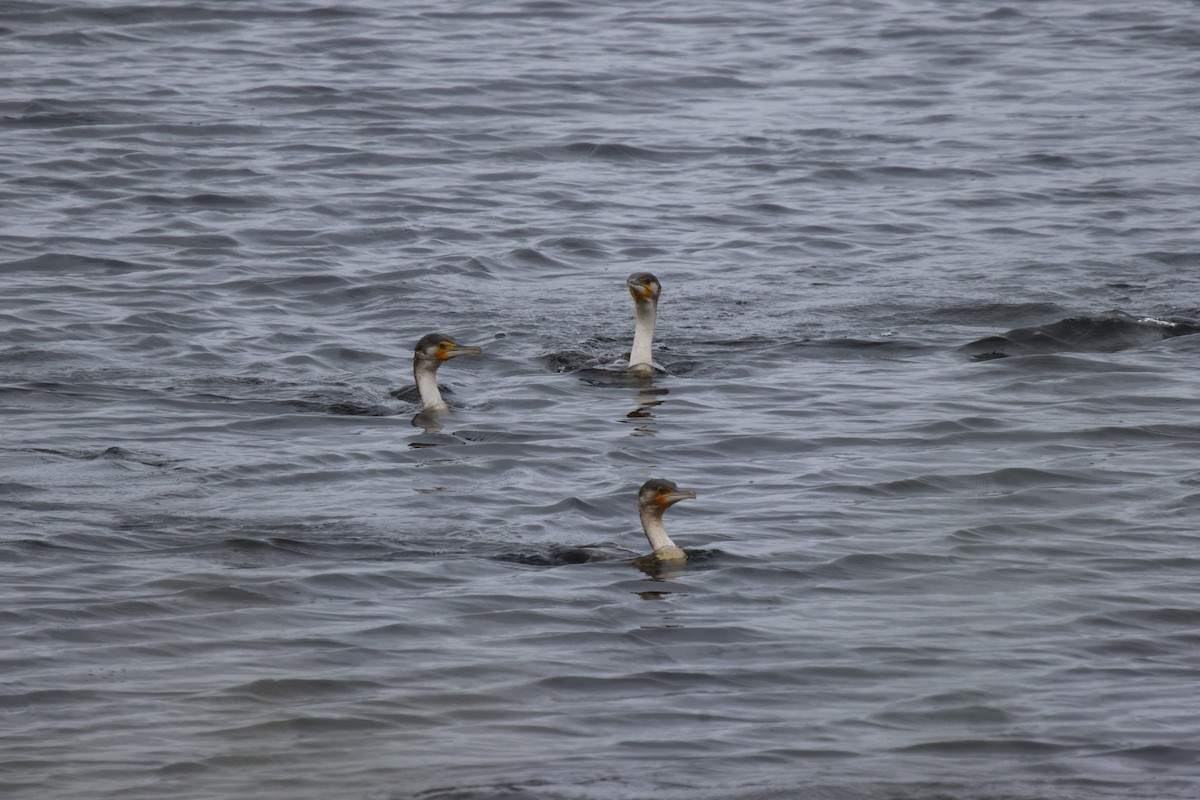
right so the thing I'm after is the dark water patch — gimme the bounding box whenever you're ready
[100,122,265,140]
[1075,606,1200,631]
[787,337,940,359]
[1077,636,1180,659]
[288,569,433,597]
[895,738,1074,756]
[165,584,285,610]
[1100,744,1200,765]
[808,166,869,184]
[957,353,1163,382]
[2,253,157,274]
[898,416,1012,437]
[864,164,995,182]
[1138,250,1200,267]
[0,109,115,129]
[745,202,799,215]
[507,247,568,269]
[135,192,272,210]
[0,534,122,559]
[0,481,46,496]
[537,235,607,257]
[211,536,328,560]
[0,346,85,365]
[665,74,765,91]
[682,211,759,229]
[960,310,1200,359]
[7,174,91,192]
[0,688,109,711]
[474,170,541,183]
[539,350,597,373]
[225,677,389,704]
[979,225,1049,238]
[281,148,460,171]
[209,714,395,739]
[221,273,355,298]
[558,141,683,162]
[156,761,209,776]
[874,704,1014,727]
[23,445,177,468]
[127,536,327,567]
[530,668,746,699]
[238,381,404,417]
[867,467,1120,499]
[113,231,242,250]
[861,220,934,236]
[1073,423,1200,446]
[979,5,1024,19]
[813,45,872,60]
[814,552,959,582]
[1015,152,1084,169]
[496,544,614,568]
[923,301,1069,327]
[113,512,389,556]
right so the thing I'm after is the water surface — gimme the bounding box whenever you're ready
[3,2,1200,798]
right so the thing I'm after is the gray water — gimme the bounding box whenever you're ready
[3,2,1200,798]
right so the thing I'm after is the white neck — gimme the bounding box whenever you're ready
[630,299,657,371]
[640,508,686,561]
[414,361,447,411]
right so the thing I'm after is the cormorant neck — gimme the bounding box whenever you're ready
[630,298,657,373]
[640,506,686,562]
[413,358,447,411]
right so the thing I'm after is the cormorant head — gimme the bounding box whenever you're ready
[413,333,483,364]
[638,478,696,513]
[626,272,661,304]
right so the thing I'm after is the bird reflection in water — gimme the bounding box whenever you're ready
[633,556,689,581]
[622,375,668,435]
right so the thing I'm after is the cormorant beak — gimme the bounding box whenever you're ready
[437,343,483,361]
[627,278,657,302]
[659,488,696,507]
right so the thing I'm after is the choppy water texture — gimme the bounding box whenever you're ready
[3,2,1200,798]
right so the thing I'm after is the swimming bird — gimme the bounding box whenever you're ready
[626,272,661,375]
[412,333,482,411]
[637,478,696,562]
